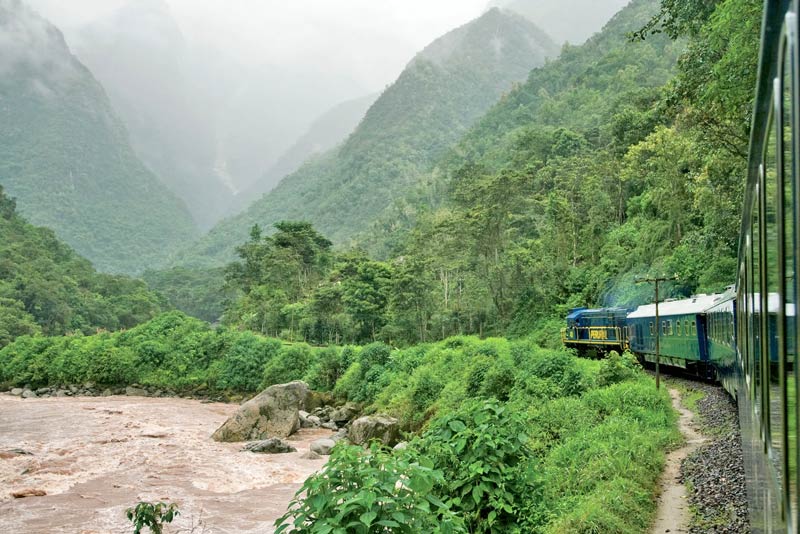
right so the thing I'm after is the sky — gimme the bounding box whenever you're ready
[25,0,490,92]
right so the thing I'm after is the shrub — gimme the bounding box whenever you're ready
[417,399,537,533]
[87,346,137,385]
[263,343,313,386]
[275,443,464,533]
[596,350,640,387]
[216,333,280,391]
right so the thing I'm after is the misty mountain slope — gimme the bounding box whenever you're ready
[229,92,380,214]
[0,0,198,274]
[174,8,559,268]
[487,0,629,44]
[72,0,231,229]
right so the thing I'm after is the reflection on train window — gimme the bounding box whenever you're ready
[766,105,784,489]
[782,37,797,525]
[754,177,763,420]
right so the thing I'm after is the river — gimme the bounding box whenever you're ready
[0,394,331,533]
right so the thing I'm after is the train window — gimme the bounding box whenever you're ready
[766,96,784,478]
[692,320,697,336]
[676,320,681,336]
[753,176,763,421]
[781,31,798,524]
[668,320,673,336]
[649,322,654,336]
[662,321,666,336]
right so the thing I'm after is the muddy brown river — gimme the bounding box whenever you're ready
[0,394,332,533]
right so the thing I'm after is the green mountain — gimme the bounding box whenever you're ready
[174,8,559,268]
[0,0,198,273]
[0,186,166,347]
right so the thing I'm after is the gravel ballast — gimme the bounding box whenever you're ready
[671,378,749,533]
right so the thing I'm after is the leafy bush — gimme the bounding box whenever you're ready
[263,343,313,387]
[275,443,464,534]
[596,350,641,387]
[215,333,281,391]
[417,399,536,533]
[126,501,179,534]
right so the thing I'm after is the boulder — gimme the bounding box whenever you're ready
[10,388,23,396]
[393,441,408,451]
[349,415,400,447]
[330,402,360,427]
[243,438,296,454]
[307,415,322,427]
[125,386,148,397]
[331,428,348,443]
[21,390,37,399]
[300,449,322,460]
[310,438,336,456]
[212,381,309,442]
[321,421,338,431]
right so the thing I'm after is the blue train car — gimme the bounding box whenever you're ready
[561,307,628,354]
[705,288,738,395]
[626,293,720,378]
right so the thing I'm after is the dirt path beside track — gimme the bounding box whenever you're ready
[0,394,331,534]
[650,388,709,534]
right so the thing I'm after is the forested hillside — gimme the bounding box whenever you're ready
[0,186,166,347]
[193,0,759,347]
[0,0,198,273]
[173,8,559,268]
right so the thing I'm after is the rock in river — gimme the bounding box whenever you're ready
[310,438,336,456]
[242,438,296,454]
[212,381,309,442]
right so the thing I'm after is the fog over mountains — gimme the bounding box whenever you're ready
[8,0,632,271]
[0,0,197,273]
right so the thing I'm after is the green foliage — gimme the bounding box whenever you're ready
[216,333,282,392]
[596,350,642,387]
[143,267,230,323]
[0,4,197,274]
[0,312,328,393]
[0,186,167,348]
[126,501,179,534]
[417,399,535,532]
[275,443,464,534]
[262,344,313,387]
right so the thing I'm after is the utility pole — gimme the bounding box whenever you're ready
[635,275,678,389]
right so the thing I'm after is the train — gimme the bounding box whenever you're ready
[561,2,800,530]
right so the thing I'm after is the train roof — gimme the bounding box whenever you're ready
[566,307,628,320]
[627,293,723,319]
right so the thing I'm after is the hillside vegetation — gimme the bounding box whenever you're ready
[0,311,678,533]
[0,186,166,347]
[0,0,198,273]
[173,8,559,268]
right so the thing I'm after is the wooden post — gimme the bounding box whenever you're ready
[636,276,678,389]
